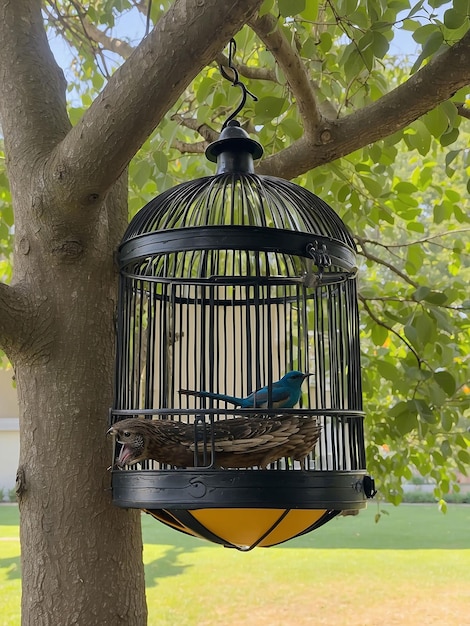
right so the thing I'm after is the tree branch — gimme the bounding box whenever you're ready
[249,12,322,133]
[257,28,470,178]
[69,1,134,60]
[171,114,219,143]
[358,228,470,249]
[360,295,468,312]
[359,295,422,366]
[215,52,277,82]
[47,0,264,207]
[357,245,419,289]
[0,0,71,161]
[172,140,207,154]
[456,102,470,119]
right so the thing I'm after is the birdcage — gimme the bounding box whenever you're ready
[109,120,375,550]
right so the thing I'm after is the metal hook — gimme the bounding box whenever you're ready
[220,38,258,128]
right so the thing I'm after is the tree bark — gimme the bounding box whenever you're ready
[0,0,264,624]
[14,178,149,625]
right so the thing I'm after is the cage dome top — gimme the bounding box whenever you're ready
[120,121,357,274]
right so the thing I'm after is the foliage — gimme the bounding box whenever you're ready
[0,0,468,502]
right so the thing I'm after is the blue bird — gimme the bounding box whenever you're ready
[179,371,311,409]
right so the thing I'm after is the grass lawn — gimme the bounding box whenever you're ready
[1,503,469,625]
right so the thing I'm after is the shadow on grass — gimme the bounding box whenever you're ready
[145,546,194,588]
[0,555,21,580]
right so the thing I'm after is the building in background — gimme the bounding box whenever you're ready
[0,366,19,496]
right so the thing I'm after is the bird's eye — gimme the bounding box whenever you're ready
[123,431,131,438]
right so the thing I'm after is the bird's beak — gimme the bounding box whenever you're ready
[304,373,313,379]
[106,426,115,437]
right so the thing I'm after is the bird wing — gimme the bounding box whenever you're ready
[111,416,321,469]
[244,385,291,408]
[191,415,321,468]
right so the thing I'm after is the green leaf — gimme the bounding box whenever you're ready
[153,152,168,175]
[433,202,452,223]
[196,77,216,104]
[337,184,350,202]
[344,48,365,79]
[1,203,13,227]
[433,371,456,397]
[318,31,332,53]
[440,127,459,147]
[454,0,470,12]
[423,291,448,305]
[457,450,470,464]
[372,31,389,58]
[393,182,417,194]
[438,499,448,513]
[414,399,436,423]
[413,286,430,301]
[371,324,388,346]
[441,412,454,432]
[389,401,409,417]
[444,8,466,30]
[395,410,418,436]
[440,100,459,126]
[196,105,211,126]
[278,0,305,17]
[414,313,435,344]
[411,30,444,73]
[408,0,426,19]
[357,31,375,53]
[422,107,450,138]
[405,121,431,155]
[377,360,399,381]
[440,439,452,459]
[132,160,152,189]
[280,117,303,140]
[406,245,424,274]
[360,176,383,197]
[254,96,288,122]
[407,220,425,233]
[300,0,318,20]
[0,221,9,240]
[404,323,418,347]
[259,0,275,17]
[301,36,318,59]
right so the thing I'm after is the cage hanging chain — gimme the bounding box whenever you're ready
[220,38,258,128]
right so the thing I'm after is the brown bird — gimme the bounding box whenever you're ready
[107,415,322,470]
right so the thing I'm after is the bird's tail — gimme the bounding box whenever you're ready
[179,389,243,406]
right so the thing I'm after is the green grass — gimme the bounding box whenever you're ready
[1,503,470,625]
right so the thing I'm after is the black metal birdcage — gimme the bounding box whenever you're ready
[109,120,375,550]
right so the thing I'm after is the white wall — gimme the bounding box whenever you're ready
[0,367,19,495]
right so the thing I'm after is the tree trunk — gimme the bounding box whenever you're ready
[11,177,148,624]
[0,1,265,622]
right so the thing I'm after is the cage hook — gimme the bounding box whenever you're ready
[220,38,258,128]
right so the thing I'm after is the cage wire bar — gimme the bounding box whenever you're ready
[109,122,374,547]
